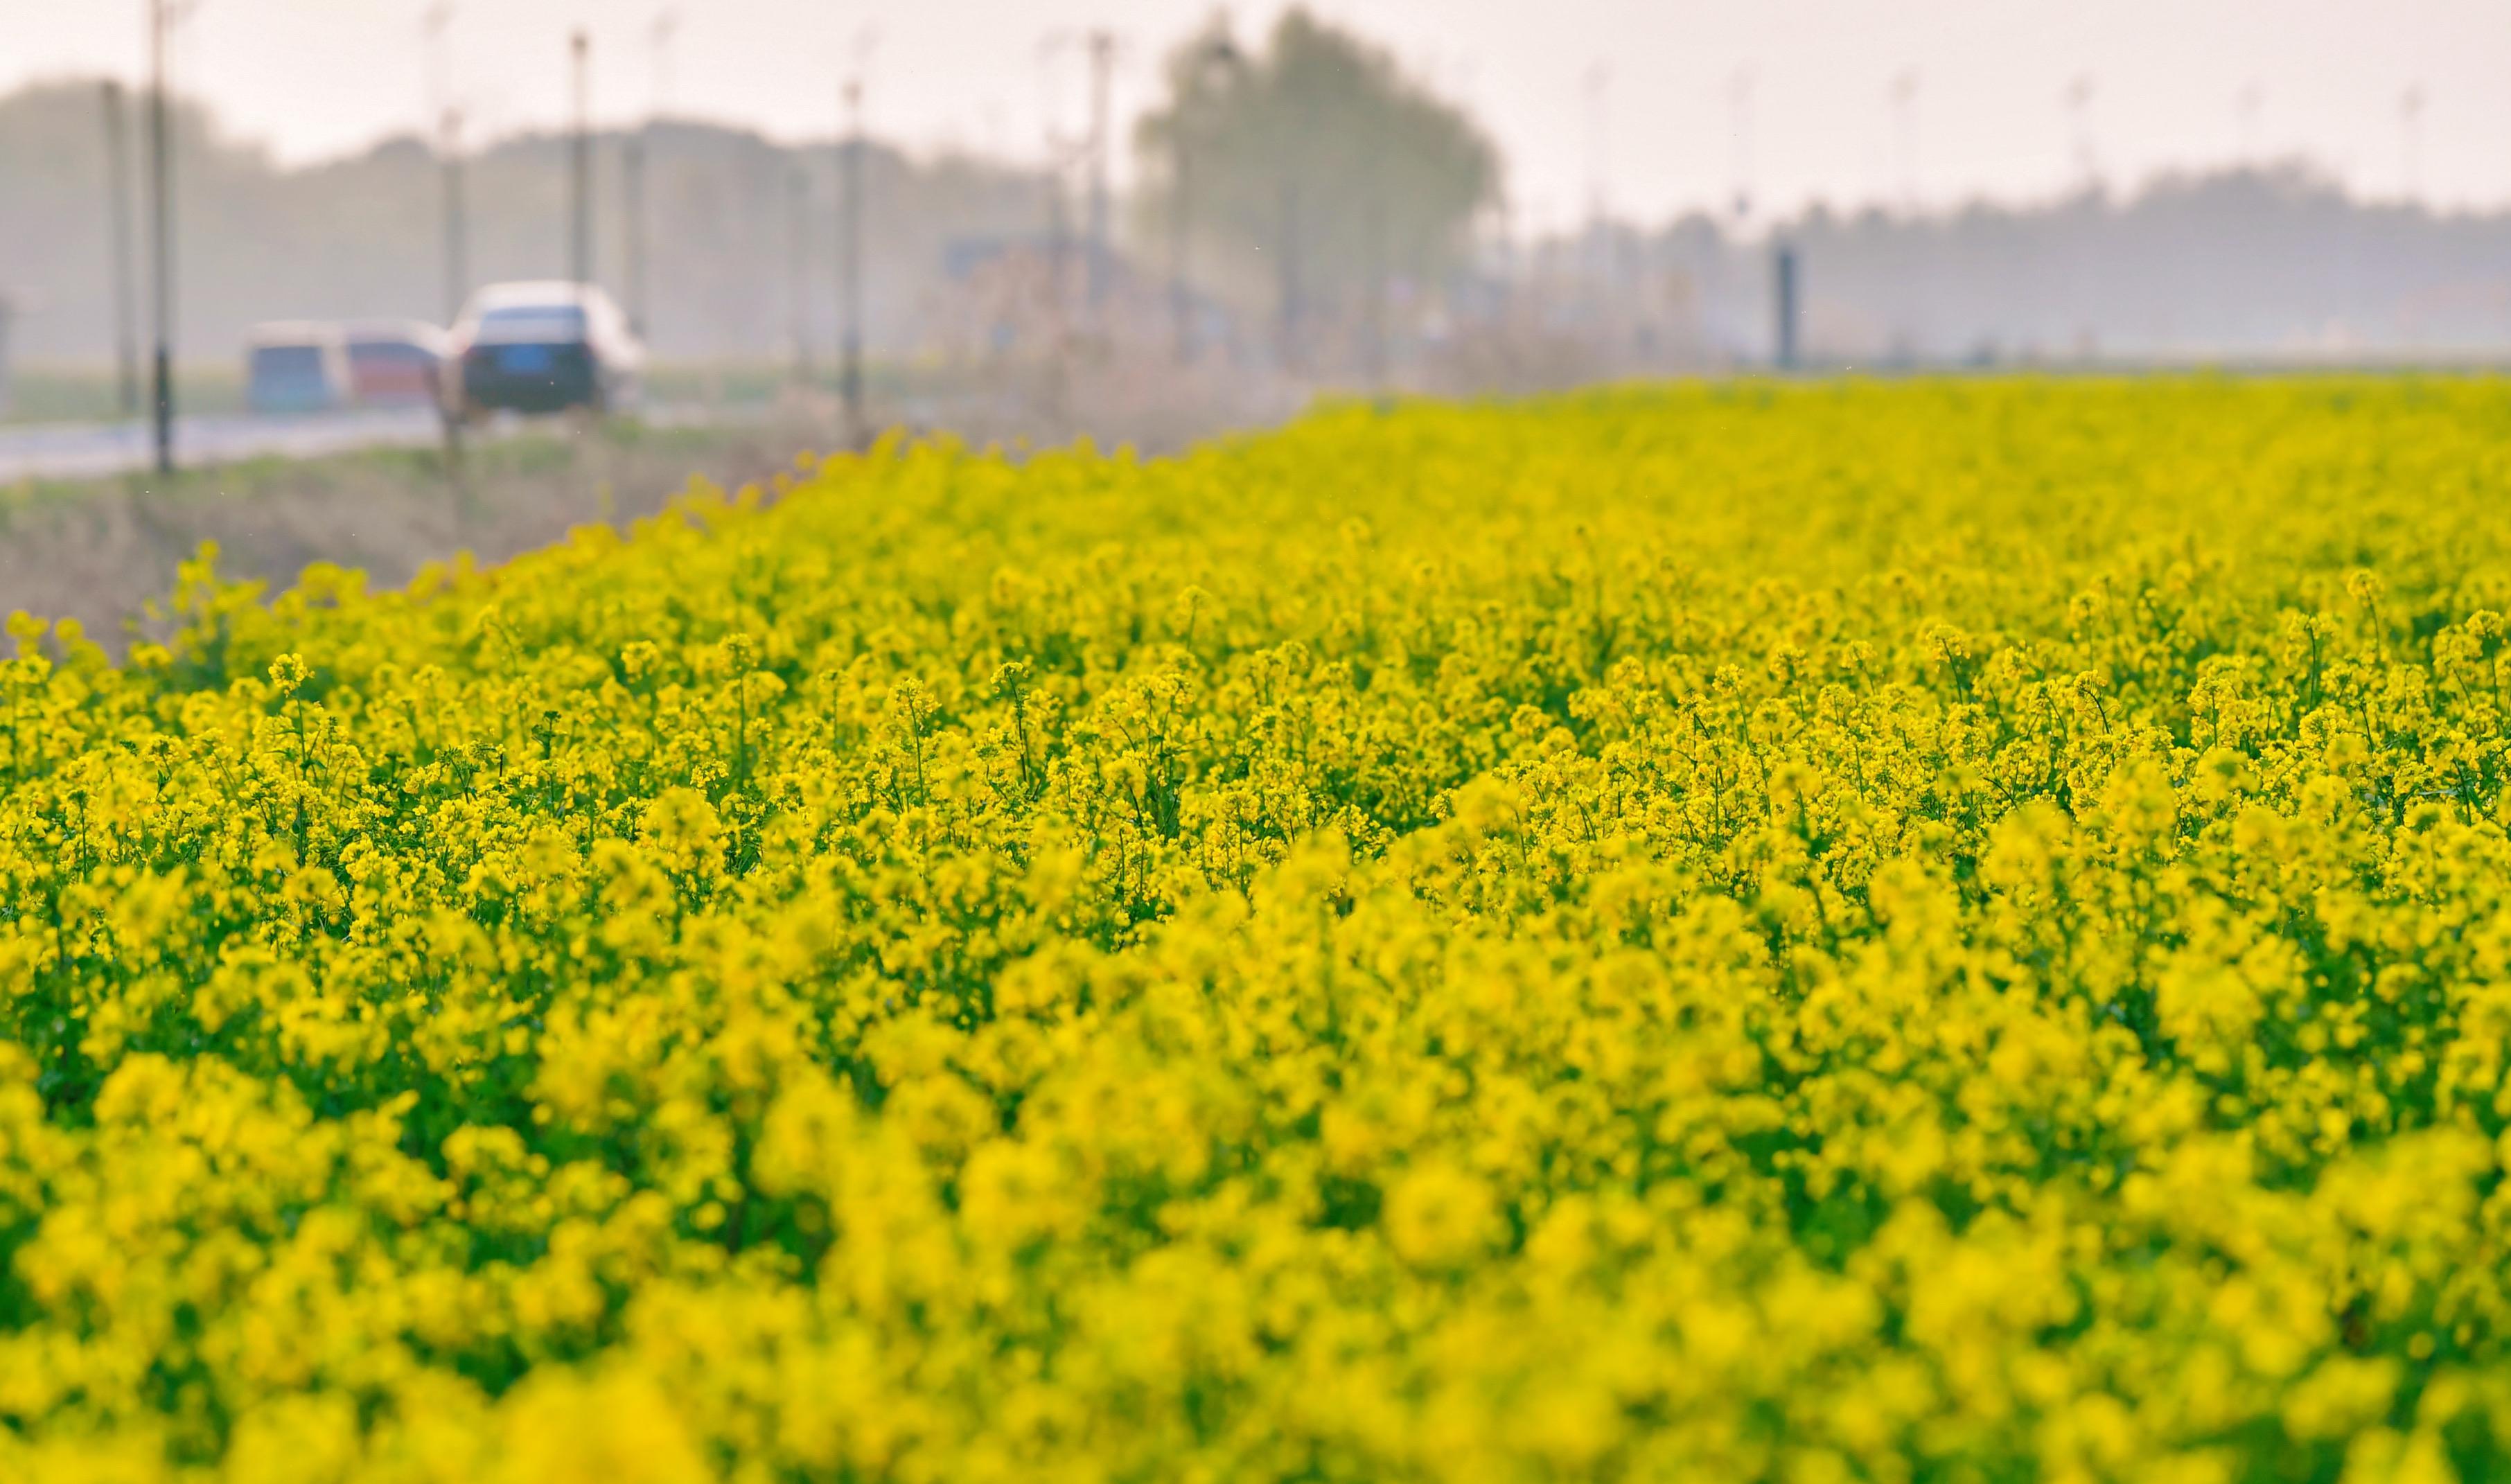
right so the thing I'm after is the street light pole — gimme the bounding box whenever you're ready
[1727,67,1754,226]
[1890,71,1920,213]
[421,6,466,326]
[569,30,591,290]
[787,164,811,385]
[633,10,676,343]
[624,134,647,335]
[1168,126,1191,363]
[441,109,467,324]
[1276,177,1301,372]
[2064,76,2097,194]
[148,0,175,475]
[102,80,140,417]
[650,9,678,114]
[2399,85,2425,202]
[1364,120,1388,387]
[1167,39,1237,365]
[840,76,865,441]
[1045,150,1069,315]
[1084,30,1113,316]
[1773,240,1799,371]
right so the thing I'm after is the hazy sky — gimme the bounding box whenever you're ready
[5,0,2504,231]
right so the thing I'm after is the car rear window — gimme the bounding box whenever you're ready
[475,306,588,342]
[349,341,434,366]
[251,345,329,380]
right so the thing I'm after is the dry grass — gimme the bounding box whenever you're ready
[0,420,826,648]
[0,378,1301,650]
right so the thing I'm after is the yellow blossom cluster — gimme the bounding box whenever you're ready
[6,378,2511,1482]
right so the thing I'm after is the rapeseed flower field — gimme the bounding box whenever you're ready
[5,378,2511,1483]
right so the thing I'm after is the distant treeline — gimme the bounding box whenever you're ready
[0,80,1046,364]
[3,77,2509,367]
[1618,169,2511,364]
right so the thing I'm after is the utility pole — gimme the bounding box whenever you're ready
[1084,30,1113,315]
[570,30,592,290]
[441,109,468,324]
[787,164,811,385]
[840,77,865,441]
[102,80,140,417]
[147,0,175,475]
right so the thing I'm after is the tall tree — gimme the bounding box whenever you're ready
[1134,10,1501,326]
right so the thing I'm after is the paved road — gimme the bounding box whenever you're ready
[0,409,455,483]
[0,403,758,484]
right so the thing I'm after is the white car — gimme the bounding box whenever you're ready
[448,282,644,420]
[245,321,353,415]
